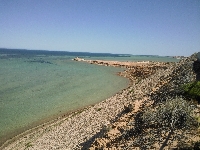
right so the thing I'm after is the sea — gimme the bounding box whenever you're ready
[0,48,178,145]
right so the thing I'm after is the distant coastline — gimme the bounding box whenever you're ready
[0,48,131,58]
[0,48,179,59]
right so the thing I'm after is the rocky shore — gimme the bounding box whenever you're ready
[73,57,151,68]
[88,54,200,149]
[2,54,200,150]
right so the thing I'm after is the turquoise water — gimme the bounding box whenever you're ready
[83,55,179,62]
[0,50,178,144]
[0,55,129,144]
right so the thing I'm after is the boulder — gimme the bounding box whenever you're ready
[197,52,200,61]
[192,52,200,81]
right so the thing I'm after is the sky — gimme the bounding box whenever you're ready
[0,0,200,56]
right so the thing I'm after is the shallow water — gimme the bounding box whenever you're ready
[83,55,179,62]
[0,49,178,144]
[0,55,129,144]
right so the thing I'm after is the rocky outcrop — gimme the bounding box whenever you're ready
[73,57,85,61]
[193,52,200,81]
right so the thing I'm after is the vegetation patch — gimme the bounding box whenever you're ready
[182,81,200,102]
[127,97,198,149]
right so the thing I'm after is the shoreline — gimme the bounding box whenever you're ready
[0,105,91,148]
[3,57,195,149]
[73,57,151,68]
[0,60,131,149]
[1,86,131,149]
[2,88,132,150]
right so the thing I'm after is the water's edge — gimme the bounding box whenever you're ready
[0,68,130,148]
[0,49,177,147]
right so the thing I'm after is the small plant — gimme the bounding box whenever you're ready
[25,142,33,149]
[97,108,102,111]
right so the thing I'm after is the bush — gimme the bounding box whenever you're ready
[142,97,197,131]
[131,97,198,149]
[182,81,200,101]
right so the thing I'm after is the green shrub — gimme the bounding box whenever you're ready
[182,81,200,101]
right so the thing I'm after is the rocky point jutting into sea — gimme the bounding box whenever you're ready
[1,53,200,150]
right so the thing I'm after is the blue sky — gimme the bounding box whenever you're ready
[0,0,199,56]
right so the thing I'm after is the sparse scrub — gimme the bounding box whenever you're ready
[129,97,198,150]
